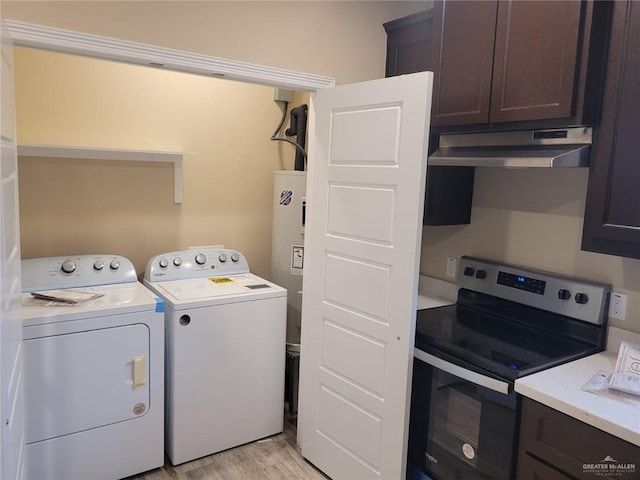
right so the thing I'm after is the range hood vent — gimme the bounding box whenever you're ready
[429,128,592,168]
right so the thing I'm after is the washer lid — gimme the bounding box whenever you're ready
[147,273,286,309]
[21,282,162,327]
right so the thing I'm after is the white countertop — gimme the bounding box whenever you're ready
[417,275,457,310]
[515,327,640,447]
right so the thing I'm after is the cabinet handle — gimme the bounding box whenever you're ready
[132,355,146,388]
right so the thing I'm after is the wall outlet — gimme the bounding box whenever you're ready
[609,292,628,320]
[446,257,457,278]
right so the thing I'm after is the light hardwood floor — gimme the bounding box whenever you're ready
[125,416,328,480]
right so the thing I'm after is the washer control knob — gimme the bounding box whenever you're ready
[475,269,487,279]
[159,258,169,268]
[93,260,105,271]
[463,267,475,277]
[195,254,207,265]
[218,254,228,263]
[575,293,589,305]
[558,289,571,300]
[173,257,183,267]
[61,260,76,274]
[231,253,240,263]
[110,259,120,270]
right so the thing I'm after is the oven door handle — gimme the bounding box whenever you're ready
[414,348,511,395]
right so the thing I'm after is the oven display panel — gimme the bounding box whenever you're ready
[497,271,546,295]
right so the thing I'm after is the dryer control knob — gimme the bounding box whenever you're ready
[93,260,105,271]
[231,253,240,263]
[173,257,183,267]
[195,254,207,265]
[218,254,228,263]
[159,258,169,268]
[61,260,76,274]
[110,259,120,270]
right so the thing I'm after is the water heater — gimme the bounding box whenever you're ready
[271,170,306,351]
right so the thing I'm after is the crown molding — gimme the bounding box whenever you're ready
[5,19,335,91]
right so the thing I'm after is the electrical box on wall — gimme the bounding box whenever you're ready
[274,88,293,103]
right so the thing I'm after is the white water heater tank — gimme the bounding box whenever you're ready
[271,170,306,351]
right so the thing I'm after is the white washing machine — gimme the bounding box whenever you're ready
[21,255,165,480]
[143,248,287,465]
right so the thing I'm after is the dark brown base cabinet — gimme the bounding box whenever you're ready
[582,0,640,260]
[517,399,640,480]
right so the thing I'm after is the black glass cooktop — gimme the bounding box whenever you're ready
[415,301,601,382]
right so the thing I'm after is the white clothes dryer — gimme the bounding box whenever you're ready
[21,255,165,480]
[144,248,287,465]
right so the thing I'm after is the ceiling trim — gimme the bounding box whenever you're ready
[5,19,336,91]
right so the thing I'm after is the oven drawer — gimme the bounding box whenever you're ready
[517,398,639,480]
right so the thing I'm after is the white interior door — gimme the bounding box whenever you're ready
[0,18,25,480]
[298,72,433,480]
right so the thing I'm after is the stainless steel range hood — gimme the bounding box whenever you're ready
[429,127,592,168]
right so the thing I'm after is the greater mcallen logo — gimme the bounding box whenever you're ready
[583,455,636,476]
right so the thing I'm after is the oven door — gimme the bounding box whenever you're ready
[408,349,520,480]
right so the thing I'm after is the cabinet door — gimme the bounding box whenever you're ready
[582,0,640,259]
[516,454,573,480]
[430,0,498,127]
[384,11,434,77]
[518,399,640,480]
[490,1,582,123]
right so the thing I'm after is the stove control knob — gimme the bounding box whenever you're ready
[575,293,589,305]
[558,289,571,300]
[195,254,207,265]
[110,259,120,270]
[93,260,105,271]
[218,254,228,263]
[159,258,169,268]
[463,266,475,277]
[61,260,76,274]
[231,253,240,263]
[173,257,182,267]
[475,269,487,279]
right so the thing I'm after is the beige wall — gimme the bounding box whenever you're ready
[8,0,429,278]
[8,1,639,333]
[15,47,306,278]
[421,168,640,333]
[3,1,430,85]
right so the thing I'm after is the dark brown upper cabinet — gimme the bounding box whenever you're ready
[430,1,498,127]
[384,10,434,78]
[387,1,612,129]
[582,0,640,260]
[490,1,582,123]
[385,9,475,227]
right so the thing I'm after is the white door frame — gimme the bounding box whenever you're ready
[4,19,336,91]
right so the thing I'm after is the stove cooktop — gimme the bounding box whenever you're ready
[414,257,611,383]
[415,303,600,382]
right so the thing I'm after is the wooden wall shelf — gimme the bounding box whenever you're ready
[17,144,186,204]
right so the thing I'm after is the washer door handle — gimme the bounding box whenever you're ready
[132,355,146,388]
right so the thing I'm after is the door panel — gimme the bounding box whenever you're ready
[582,0,640,258]
[431,0,498,127]
[490,1,582,123]
[1,17,25,480]
[298,73,432,479]
[24,324,150,443]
